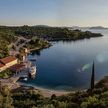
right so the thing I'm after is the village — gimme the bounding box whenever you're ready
[0,40,37,89]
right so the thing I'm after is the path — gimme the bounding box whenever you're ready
[9,36,31,55]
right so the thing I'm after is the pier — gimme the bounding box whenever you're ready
[11,61,37,78]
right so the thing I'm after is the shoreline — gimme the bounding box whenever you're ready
[28,43,52,52]
[18,82,71,97]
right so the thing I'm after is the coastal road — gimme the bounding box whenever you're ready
[9,36,31,55]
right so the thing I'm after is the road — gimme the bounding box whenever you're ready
[9,36,31,55]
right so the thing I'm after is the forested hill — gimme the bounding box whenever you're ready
[0,25,102,58]
[0,27,16,58]
[0,25,102,40]
[0,76,108,108]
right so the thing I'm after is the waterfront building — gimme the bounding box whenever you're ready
[10,63,25,74]
[0,56,18,72]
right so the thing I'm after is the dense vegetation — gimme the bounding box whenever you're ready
[0,78,108,108]
[0,85,14,108]
[12,25,103,40]
[0,69,14,78]
[0,25,102,39]
[25,37,51,50]
[0,27,16,58]
[0,25,102,58]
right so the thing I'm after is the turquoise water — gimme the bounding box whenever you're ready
[25,29,108,91]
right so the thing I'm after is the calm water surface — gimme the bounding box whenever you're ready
[25,29,108,91]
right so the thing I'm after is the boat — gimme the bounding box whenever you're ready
[28,65,37,78]
[23,78,28,81]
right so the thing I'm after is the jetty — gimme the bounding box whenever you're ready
[12,62,37,78]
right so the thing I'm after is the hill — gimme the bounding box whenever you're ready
[0,76,108,108]
[90,26,108,29]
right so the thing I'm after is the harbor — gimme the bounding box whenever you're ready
[0,48,37,89]
[0,59,37,89]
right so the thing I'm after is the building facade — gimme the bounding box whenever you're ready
[0,56,18,72]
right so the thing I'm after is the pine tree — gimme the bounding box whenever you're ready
[90,61,95,91]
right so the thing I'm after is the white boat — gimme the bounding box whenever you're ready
[29,65,37,76]
[23,78,28,81]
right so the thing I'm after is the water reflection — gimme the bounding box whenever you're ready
[31,50,41,56]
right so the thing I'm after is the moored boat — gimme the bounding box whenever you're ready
[28,65,37,78]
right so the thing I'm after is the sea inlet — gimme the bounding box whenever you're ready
[22,29,108,91]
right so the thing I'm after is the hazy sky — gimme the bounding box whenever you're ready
[0,0,108,27]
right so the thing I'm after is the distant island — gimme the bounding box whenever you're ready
[89,26,108,29]
[71,26,108,30]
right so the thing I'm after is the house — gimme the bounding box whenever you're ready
[23,48,28,53]
[0,56,18,72]
[10,63,26,73]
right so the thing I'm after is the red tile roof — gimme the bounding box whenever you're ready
[0,63,4,68]
[0,56,17,65]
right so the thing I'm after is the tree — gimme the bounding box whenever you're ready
[51,94,56,100]
[0,86,14,108]
[12,45,16,50]
[90,62,95,92]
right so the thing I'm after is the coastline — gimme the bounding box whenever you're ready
[9,35,103,97]
[18,82,71,97]
[28,43,52,52]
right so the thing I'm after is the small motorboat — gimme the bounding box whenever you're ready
[28,65,37,78]
[23,78,28,81]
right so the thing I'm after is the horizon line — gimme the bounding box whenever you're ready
[0,24,108,28]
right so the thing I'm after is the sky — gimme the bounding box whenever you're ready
[0,0,108,27]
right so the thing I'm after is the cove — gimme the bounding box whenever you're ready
[23,29,108,91]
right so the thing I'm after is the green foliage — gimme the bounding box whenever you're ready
[0,85,14,108]
[0,27,15,58]
[81,96,98,108]
[57,101,67,108]
[95,76,108,90]
[26,37,50,50]
[51,94,56,100]
[43,104,55,108]
[12,89,45,108]
[0,69,14,78]
[15,26,102,40]
[0,83,108,108]
[0,41,9,58]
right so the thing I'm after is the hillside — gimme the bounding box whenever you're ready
[0,25,103,58]
[0,25,103,39]
[0,28,16,58]
[0,76,108,108]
